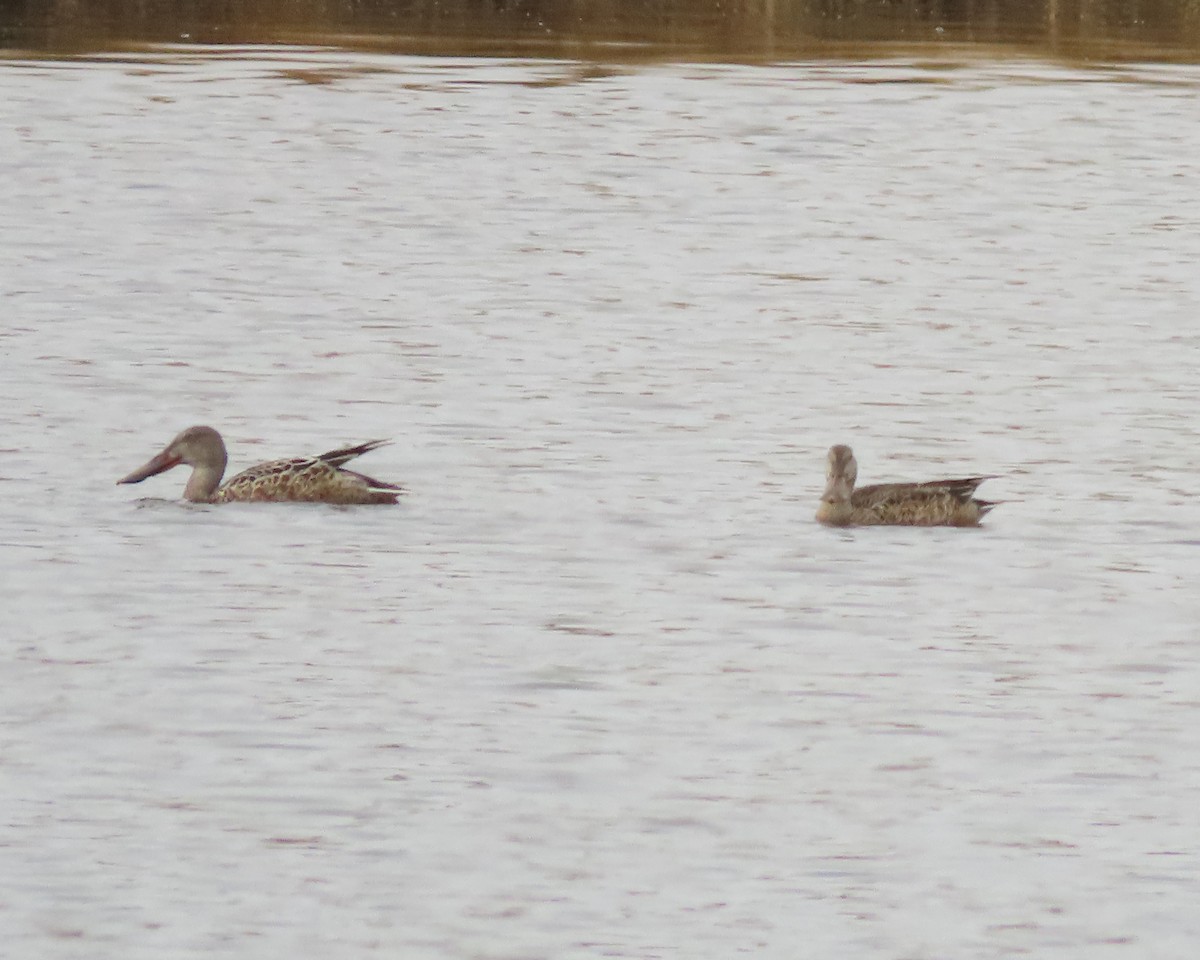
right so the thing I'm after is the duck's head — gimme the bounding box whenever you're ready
[815,445,858,525]
[117,425,228,488]
[823,444,857,496]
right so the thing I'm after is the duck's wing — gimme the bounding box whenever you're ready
[216,441,401,504]
[853,476,994,508]
[850,478,996,526]
[217,456,312,502]
[316,439,391,469]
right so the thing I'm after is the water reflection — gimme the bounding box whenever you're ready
[3,0,1200,59]
[5,48,1200,959]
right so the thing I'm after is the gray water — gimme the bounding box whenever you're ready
[3,50,1200,958]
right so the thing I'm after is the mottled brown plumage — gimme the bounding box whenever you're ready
[816,444,995,527]
[118,426,402,505]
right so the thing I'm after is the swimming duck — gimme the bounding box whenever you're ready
[816,444,995,526]
[118,425,402,504]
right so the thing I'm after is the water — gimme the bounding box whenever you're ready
[3,49,1200,958]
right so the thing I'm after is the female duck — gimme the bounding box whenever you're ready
[816,444,995,527]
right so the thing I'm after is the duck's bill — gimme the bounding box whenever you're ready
[117,451,182,485]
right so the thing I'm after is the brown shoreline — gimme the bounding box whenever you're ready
[4,0,1200,61]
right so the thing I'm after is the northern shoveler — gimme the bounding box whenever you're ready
[117,425,403,504]
[816,444,996,527]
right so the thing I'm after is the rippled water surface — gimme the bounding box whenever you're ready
[3,50,1200,958]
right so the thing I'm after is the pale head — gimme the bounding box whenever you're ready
[117,425,229,501]
[816,444,857,525]
[160,426,227,469]
[824,445,857,491]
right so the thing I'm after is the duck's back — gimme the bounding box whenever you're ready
[850,478,994,526]
[216,455,401,504]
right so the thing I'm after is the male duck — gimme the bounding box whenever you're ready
[118,425,402,504]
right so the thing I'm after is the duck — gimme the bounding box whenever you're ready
[117,425,402,504]
[816,444,995,526]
